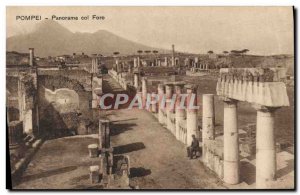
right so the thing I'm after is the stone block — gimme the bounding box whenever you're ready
[90,165,100,183]
[88,144,99,158]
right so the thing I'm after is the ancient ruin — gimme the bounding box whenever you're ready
[6,7,294,190]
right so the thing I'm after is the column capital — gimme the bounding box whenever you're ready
[221,97,238,104]
[252,104,280,113]
[185,84,197,94]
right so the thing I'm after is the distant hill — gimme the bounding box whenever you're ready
[6,20,164,57]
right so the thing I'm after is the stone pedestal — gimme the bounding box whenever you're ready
[256,107,277,189]
[90,165,100,183]
[88,144,99,158]
[223,99,239,184]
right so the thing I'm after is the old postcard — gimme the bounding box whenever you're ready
[6,6,294,190]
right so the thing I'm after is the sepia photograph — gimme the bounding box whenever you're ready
[6,6,295,190]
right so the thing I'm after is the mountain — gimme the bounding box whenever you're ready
[6,20,163,57]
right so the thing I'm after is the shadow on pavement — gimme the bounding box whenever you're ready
[130,167,152,178]
[110,123,137,136]
[240,161,255,185]
[113,142,146,155]
[276,159,294,178]
[20,166,78,183]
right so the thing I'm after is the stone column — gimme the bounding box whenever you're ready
[99,119,110,149]
[29,48,34,66]
[202,94,215,165]
[186,84,198,146]
[223,99,239,184]
[91,55,98,74]
[202,94,215,139]
[128,64,132,73]
[18,79,24,121]
[165,84,174,131]
[171,57,175,67]
[23,109,33,135]
[137,56,140,67]
[175,84,185,140]
[158,84,165,125]
[133,58,137,68]
[158,60,161,67]
[116,59,119,72]
[151,92,158,113]
[98,120,104,148]
[134,71,139,89]
[142,78,147,108]
[164,57,168,67]
[255,106,277,189]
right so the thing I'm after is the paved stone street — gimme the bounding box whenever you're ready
[107,108,224,189]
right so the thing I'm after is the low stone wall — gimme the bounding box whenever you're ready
[203,139,224,179]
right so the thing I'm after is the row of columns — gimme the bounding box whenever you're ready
[137,74,278,188]
[218,98,277,188]
[193,63,209,70]
[134,57,175,68]
[141,79,198,146]
[200,93,277,188]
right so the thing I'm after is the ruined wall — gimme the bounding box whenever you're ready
[37,71,93,136]
[6,76,20,121]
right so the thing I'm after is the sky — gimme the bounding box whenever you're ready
[6,6,294,55]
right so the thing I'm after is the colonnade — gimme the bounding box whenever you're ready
[141,79,198,146]
[215,68,290,188]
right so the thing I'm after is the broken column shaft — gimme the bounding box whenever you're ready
[255,106,277,189]
[175,83,185,140]
[186,85,198,146]
[29,48,34,66]
[223,99,239,184]
[134,71,139,89]
[142,78,147,108]
[165,84,174,132]
[158,84,165,125]
[202,94,215,165]
[99,119,110,149]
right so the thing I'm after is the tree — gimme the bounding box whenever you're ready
[207,50,214,54]
[144,50,151,54]
[241,49,250,55]
[230,50,240,55]
[223,51,229,54]
[152,50,158,54]
[113,51,120,56]
[137,50,143,54]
